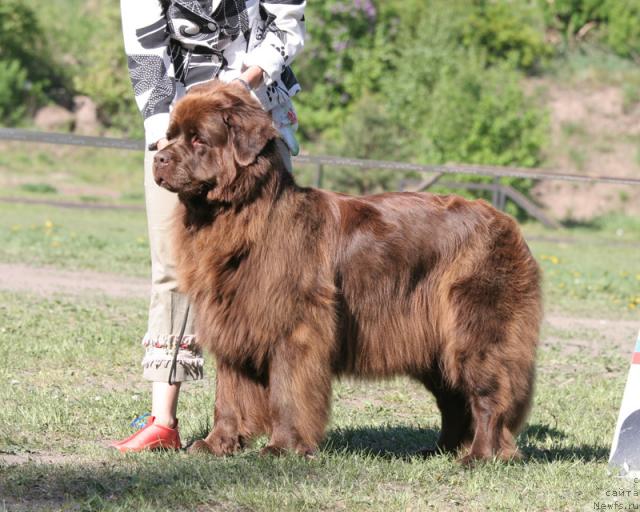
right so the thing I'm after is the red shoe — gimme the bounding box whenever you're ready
[110,416,181,452]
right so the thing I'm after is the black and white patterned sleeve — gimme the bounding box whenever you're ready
[244,0,306,83]
[120,0,176,144]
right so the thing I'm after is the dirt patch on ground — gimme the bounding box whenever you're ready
[543,314,639,357]
[529,81,640,220]
[0,262,148,299]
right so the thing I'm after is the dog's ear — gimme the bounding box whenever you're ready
[224,103,277,167]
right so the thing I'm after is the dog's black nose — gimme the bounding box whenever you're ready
[154,152,171,167]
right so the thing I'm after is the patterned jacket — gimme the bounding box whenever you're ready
[120,0,306,144]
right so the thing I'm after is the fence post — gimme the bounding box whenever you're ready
[492,177,500,209]
[316,163,324,188]
[499,186,507,211]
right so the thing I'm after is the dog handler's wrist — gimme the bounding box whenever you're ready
[233,78,252,92]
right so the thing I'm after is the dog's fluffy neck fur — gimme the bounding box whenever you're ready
[178,138,297,235]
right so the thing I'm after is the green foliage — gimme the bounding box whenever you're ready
[0,0,70,124]
[539,0,640,60]
[462,1,552,71]
[417,60,546,168]
[0,60,29,125]
[375,5,547,201]
[538,0,607,36]
[293,1,551,202]
[295,0,380,138]
[605,0,640,60]
[4,0,637,209]
[323,94,412,194]
[71,4,141,135]
[0,1,63,89]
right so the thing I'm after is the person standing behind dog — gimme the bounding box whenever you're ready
[112,0,306,452]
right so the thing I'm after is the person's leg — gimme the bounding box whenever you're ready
[152,382,181,428]
[112,147,202,452]
[141,144,202,383]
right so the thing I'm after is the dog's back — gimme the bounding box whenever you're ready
[330,191,541,375]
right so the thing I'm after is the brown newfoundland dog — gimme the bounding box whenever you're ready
[153,81,542,463]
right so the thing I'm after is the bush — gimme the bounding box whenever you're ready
[462,1,552,72]
[295,0,380,138]
[71,3,141,135]
[606,0,640,60]
[538,0,607,37]
[323,94,413,194]
[0,0,70,123]
[0,60,29,125]
[424,60,546,168]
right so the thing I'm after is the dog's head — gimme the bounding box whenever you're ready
[152,80,279,201]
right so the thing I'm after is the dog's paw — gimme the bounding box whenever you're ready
[188,439,213,454]
[188,435,241,456]
[295,444,316,458]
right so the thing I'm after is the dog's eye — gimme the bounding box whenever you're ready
[191,135,205,147]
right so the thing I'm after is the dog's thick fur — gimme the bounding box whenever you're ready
[153,81,542,462]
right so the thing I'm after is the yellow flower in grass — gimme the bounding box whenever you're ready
[44,219,53,229]
[51,240,60,248]
[636,273,640,281]
[11,225,21,232]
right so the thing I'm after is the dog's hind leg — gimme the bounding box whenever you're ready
[448,338,535,465]
[189,360,270,456]
[261,324,333,457]
[420,372,473,455]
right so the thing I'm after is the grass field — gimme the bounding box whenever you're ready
[0,289,636,511]
[1,174,639,510]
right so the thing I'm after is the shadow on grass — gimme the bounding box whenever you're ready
[561,217,602,230]
[0,423,608,508]
[188,421,607,463]
[520,423,609,462]
[323,424,440,459]
[0,452,320,510]
[322,422,607,463]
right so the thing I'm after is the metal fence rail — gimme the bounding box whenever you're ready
[2,127,639,228]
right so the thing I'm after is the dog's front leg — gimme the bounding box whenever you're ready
[189,359,270,456]
[262,326,332,457]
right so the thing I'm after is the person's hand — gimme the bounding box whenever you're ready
[238,65,264,90]
[156,138,169,150]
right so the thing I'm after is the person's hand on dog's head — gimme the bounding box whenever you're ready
[148,137,170,152]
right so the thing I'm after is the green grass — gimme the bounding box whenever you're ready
[0,142,144,204]
[0,290,636,511]
[0,189,639,510]
[0,202,148,277]
[549,44,640,90]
